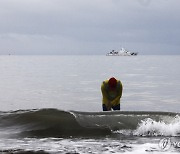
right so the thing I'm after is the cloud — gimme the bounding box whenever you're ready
[0,0,179,54]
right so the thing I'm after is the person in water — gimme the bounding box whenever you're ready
[101,77,123,111]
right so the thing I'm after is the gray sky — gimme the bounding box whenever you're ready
[0,0,179,55]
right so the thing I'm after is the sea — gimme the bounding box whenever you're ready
[0,55,180,154]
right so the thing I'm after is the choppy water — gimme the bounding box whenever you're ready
[0,55,180,153]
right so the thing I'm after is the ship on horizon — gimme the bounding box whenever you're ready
[106,48,138,56]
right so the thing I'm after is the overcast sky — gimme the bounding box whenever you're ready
[0,0,179,55]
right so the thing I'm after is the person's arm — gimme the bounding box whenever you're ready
[111,81,123,106]
[101,83,109,104]
[101,83,112,110]
[111,96,121,105]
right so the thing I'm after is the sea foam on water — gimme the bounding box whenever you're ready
[134,115,180,136]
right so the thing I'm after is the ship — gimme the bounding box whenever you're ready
[106,48,138,56]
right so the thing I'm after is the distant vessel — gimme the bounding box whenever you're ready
[106,48,138,56]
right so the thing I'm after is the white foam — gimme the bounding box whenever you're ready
[124,143,180,154]
[134,115,180,136]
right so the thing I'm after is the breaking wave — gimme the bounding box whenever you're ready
[0,108,180,138]
[134,115,180,136]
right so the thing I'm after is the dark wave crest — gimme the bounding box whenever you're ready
[0,109,179,138]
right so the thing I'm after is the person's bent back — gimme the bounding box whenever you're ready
[101,77,123,111]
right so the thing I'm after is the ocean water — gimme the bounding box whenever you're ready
[0,55,180,154]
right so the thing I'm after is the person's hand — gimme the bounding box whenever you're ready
[106,101,112,111]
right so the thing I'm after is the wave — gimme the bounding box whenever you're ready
[0,108,180,138]
[134,115,180,136]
